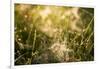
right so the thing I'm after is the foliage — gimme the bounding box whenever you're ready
[14,4,94,65]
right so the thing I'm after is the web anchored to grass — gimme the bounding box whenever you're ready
[14,4,94,65]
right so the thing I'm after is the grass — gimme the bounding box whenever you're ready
[14,4,94,65]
